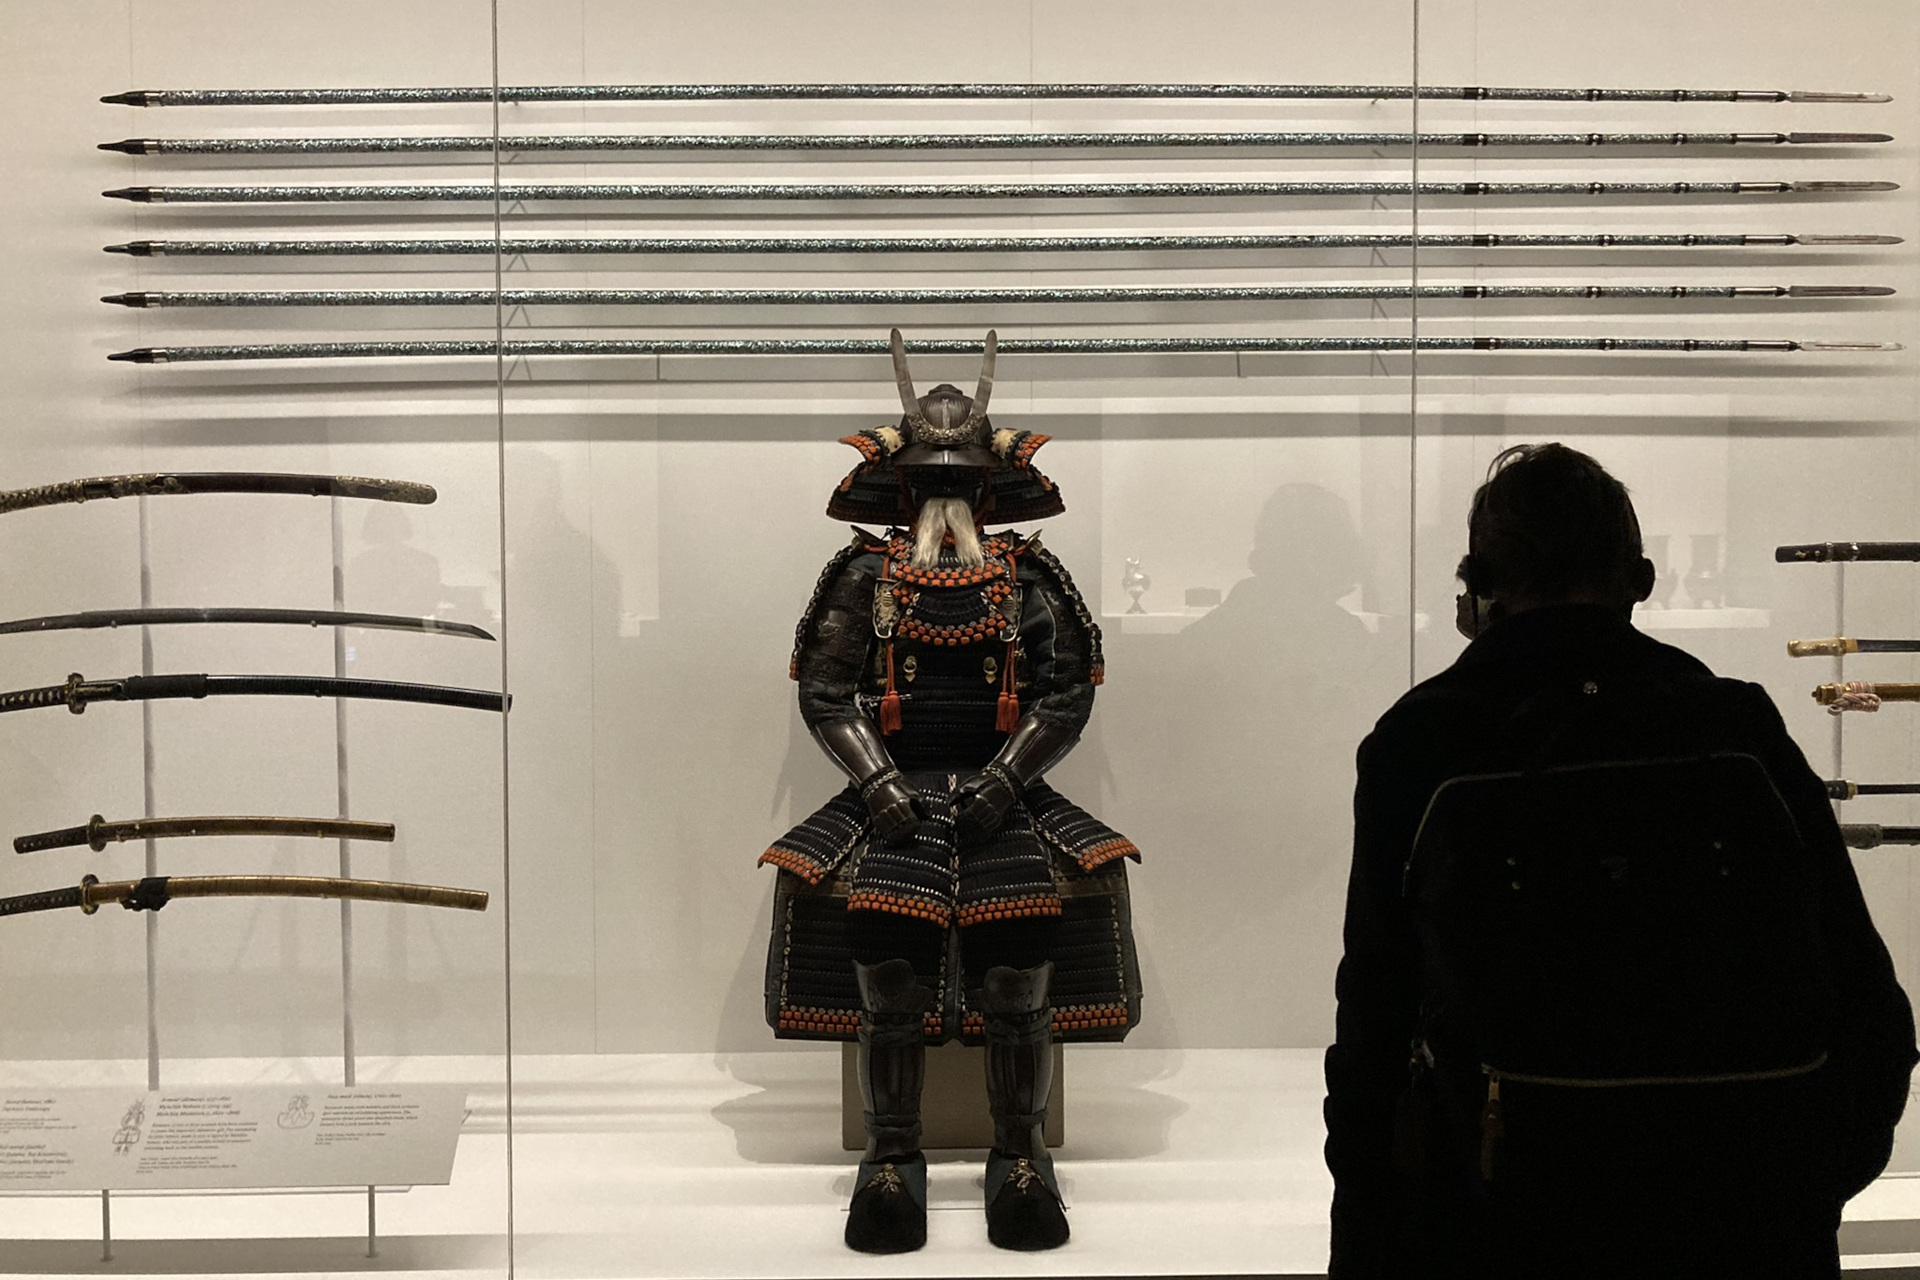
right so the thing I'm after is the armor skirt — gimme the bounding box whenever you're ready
[759,776,1143,1044]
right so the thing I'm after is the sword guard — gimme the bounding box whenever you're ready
[64,673,87,714]
[86,815,110,852]
[79,873,101,915]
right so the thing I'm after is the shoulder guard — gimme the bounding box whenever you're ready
[1022,540,1106,685]
[788,530,883,680]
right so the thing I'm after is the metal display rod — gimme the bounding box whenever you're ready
[107,336,1901,365]
[98,83,1891,107]
[0,672,509,715]
[100,284,1897,309]
[0,873,488,919]
[100,179,1901,204]
[14,815,396,855]
[97,130,1894,156]
[102,232,1904,258]
[0,473,433,514]
[0,607,493,640]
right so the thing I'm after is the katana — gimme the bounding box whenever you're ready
[1777,541,1920,563]
[0,672,508,715]
[97,130,1895,156]
[1814,682,1920,714]
[1839,825,1920,850]
[0,873,487,919]
[14,814,395,855]
[99,179,1902,204]
[102,232,1904,258]
[0,473,433,515]
[100,284,1897,310]
[0,607,492,640]
[1825,781,1920,800]
[107,337,1902,365]
[1788,637,1920,658]
[97,82,1892,107]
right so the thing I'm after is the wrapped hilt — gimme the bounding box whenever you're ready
[1788,638,1858,658]
[11,816,106,854]
[0,878,92,917]
[1840,825,1920,850]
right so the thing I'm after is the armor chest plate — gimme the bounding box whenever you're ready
[882,534,1020,648]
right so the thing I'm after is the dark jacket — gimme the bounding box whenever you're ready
[1325,605,1916,1279]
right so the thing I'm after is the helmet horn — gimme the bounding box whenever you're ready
[889,328,926,425]
[963,330,997,429]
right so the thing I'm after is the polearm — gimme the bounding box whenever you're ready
[1814,682,1920,714]
[1778,541,1920,563]
[106,337,1902,365]
[101,232,1905,258]
[0,672,508,715]
[1826,781,1920,800]
[1840,825,1920,850]
[14,815,395,855]
[0,873,487,919]
[99,284,1898,310]
[96,130,1895,156]
[1789,638,1920,658]
[100,179,1902,204]
[99,83,1890,107]
[0,473,433,514]
[0,607,492,641]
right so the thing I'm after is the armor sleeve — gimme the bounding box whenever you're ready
[1017,541,1102,733]
[793,535,884,729]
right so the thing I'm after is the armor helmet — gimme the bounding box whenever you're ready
[826,329,1065,526]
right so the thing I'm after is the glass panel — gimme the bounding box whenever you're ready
[1411,0,1920,1217]
[0,1,509,1269]
[494,1,1413,1275]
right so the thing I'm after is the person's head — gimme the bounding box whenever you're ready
[1455,443,1655,637]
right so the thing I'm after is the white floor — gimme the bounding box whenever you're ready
[2,1049,1919,1277]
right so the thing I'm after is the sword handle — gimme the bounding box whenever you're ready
[11,817,102,854]
[0,480,91,514]
[0,679,80,714]
[1788,638,1858,658]
[0,881,90,916]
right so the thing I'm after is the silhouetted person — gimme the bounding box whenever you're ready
[1325,444,1916,1279]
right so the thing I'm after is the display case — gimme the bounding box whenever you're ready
[0,1,1915,1275]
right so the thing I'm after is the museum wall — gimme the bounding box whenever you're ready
[0,0,1912,1081]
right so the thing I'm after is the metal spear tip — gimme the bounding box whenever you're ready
[1787,91,1893,104]
[101,187,152,202]
[103,242,152,256]
[1799,234,1905,245]
[107,348,164,363]
[97,139,152,154]
[100,293,155,307]
[1785,131,1895,144]
[99,90,154,106]
[1803,341,1905,351]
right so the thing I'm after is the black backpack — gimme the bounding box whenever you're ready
[1402,676,1833,1183]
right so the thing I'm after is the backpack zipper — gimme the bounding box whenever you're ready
[1477,1053,1827,1183]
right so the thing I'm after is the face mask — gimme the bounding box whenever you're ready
[1454,591,1499,641]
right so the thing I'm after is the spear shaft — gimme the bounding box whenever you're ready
[99,82,1891,106]
[100,284,1896,309]
[98,130,1894,156]
[100,179,1901,204]
[108,336,1901,365]
[102,232,1903,258]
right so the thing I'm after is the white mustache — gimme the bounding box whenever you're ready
[912,496,984,570]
